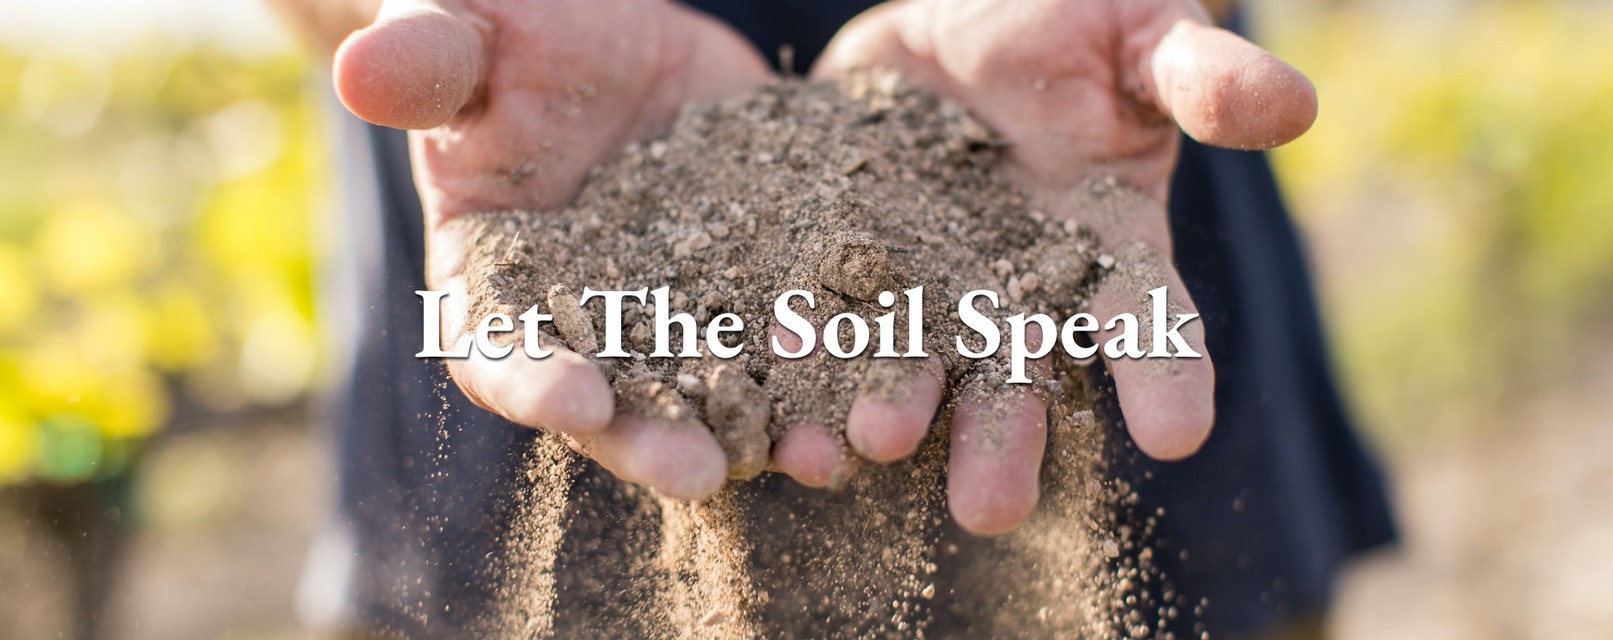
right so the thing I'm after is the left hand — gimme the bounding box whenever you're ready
[810,0,1318,534]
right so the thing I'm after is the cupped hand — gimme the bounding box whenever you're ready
[814,0,1318,534]
[335,0,775,500]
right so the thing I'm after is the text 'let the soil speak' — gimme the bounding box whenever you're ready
[418,286,1201,385]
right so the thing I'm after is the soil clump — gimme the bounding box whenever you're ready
[464,72,1167,638]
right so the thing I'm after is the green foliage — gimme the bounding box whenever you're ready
[0,45,326,484]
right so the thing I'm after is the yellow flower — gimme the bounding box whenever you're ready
[91,369,168,440]
[146,280,219,371]
[37,200,156,294]
[21,332,98,412]
[0,245,39,335]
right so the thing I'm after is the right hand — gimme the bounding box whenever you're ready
[334,0,772,500]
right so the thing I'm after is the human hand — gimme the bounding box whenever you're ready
[814,0,1318,533]
[334,0,772,500]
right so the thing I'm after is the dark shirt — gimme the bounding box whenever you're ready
[320,2,1395,637]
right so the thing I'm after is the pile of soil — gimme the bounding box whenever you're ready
[456,72,1171,638]
[460,70,1111,472]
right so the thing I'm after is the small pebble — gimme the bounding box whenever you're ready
[699,608,727,627]
[677,373,705,396]
[1018,273,1042,294]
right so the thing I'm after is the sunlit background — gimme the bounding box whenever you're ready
[1,1,1609,638]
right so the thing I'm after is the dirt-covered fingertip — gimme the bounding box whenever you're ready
[949,486,1040,537]
[946,395,1046,537]
[1111,355,1216,461]
[460,348,615,435]
[846,361,943,463]
[1085,242,1216,460]
[774,422,853,489]
[1152,20,1318,150]
[334,9,482,130]
[594,413,728,501]
[638,440,729,502]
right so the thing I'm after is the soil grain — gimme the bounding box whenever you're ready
[462,72,1154,639]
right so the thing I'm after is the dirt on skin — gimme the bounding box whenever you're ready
[458,71,1176,638]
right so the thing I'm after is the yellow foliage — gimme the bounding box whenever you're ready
[0,245,39,334]
[1266,2,1613,444]
[0,409,37,483]
[146,280,220,371]
[37,200,156,294]
[92,369,169,440]
[0,45,326,485]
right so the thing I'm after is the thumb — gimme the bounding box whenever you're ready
[1146,16,1317,150]
[334,0,485,130]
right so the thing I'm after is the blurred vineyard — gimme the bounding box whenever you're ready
[0,45,324,487]
[1265,1,1613,446]
[1265,4,1613,636]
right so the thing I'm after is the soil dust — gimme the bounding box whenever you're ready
[454,71,1183,638]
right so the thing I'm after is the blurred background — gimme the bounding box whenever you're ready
[0,0,1608,638]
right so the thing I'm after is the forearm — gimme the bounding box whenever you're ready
[264,0,382,55]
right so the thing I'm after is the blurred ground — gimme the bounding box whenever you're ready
[0,413,330,640]
[4,351,1609,640]
[1331,344,1613,640]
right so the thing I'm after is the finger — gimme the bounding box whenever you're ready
[1141,12,1317,150]
[431,260,614,435]
[449,345,615,436]
[763,323,859,488]
[440,273,727,500]
[947,391,1046,537]
[334,0,485,130]
[773,422,857,490]
[577,413,729,501]
[846,357,944,463]
[810,2,912,79]
[1089,239,1215,461]
[669,4,779,100]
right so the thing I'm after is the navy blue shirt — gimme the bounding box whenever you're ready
[320,2,1394,637]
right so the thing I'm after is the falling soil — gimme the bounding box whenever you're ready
[457,71,1177,638]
